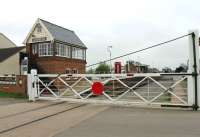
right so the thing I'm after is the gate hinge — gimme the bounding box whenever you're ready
[192,104,199,111]
[192,72,198,76]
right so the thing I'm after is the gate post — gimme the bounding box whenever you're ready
[27,69,38,101]
[188,30,200,110]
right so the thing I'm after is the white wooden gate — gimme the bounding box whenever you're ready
[28,72,193,107]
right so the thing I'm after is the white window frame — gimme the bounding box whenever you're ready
[32,44,38,55]
[72,68,78,74]
[65,68,71,74]
[55,43,71,58]
[38,43,53,56]
[72,47,85,60]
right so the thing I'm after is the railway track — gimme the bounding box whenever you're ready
[0,101,65,119]
[0,102,86,135]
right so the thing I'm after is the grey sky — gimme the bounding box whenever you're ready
[0,0,199,70]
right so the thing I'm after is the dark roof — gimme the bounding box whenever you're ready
[40,19,86,48]
[0,46,25,62]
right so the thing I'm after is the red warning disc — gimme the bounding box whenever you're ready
[91,82,104,95]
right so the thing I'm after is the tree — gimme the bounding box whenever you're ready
[95,63,110,74]
[175,66,185,73]
[175,63,188,73]
[86,68,95,74]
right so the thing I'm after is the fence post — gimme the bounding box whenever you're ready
[188,30,200,110]
[27,69,37,101]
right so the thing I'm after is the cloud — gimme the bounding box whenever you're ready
[0,0,199,69]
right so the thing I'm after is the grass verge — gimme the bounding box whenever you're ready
[0,92,27,99]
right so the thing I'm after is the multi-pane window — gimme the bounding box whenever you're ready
[83,50,86,60]
[55,43,71,57]
[72,69,78,74]
[72,47,86,60]
[65,68,71,74]
[35,42,85,59]
[32,44,38,54]
[67,46,71,57]
[38,43,53,56]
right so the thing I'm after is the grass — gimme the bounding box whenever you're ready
[0,92,27,99]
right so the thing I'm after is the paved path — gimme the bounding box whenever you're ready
[54,107,200,137]
[0,101,108,137]
[0,98,26,106]
[0,99,200,137]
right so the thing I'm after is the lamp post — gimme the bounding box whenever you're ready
[107,46,114,96]
[107,46,112,73]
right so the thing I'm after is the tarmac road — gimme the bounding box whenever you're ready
[54,106,200,137]
[0,98,200,137]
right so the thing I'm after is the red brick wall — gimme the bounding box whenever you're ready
[0,75,27,95]
[33,57,86,74]
[125,64,138,73]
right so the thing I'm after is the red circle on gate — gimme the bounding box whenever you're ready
[92,82,104,95]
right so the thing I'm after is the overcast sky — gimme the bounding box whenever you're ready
[0,0,200,70]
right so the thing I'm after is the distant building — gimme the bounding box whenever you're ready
[125,60,148,73]
[0,33,16,49]
[23,18,87,74]
[148,67,160,73]
[0,46,26,75]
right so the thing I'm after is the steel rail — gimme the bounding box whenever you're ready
[0,101,65,120]
[0,104,86,134]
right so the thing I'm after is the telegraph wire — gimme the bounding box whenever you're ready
[86,33,193,68]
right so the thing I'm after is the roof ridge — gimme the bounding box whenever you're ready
[0,33,17,47]
[0,46,25,50]
[39,18,74,33]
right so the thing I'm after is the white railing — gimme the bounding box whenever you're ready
[30,73,189,106]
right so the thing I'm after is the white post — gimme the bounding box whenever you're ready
[27,69,37,101]
[187,30,200,108]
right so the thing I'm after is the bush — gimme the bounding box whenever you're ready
[95,63,111,74]
[0,91,27,99]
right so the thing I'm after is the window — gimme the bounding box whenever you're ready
[38,43,53,56]
[67,46,71,57]
[65,68,71,74]
[55,43,71,57]
[32,44,38,54]
[72,47,85,60]
[83,50,86,60]
[72,69,78,74]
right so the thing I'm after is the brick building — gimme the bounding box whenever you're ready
[23,18,87,74]
[125,60,148,73]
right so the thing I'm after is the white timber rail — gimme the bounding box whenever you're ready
[28,72,191,107]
